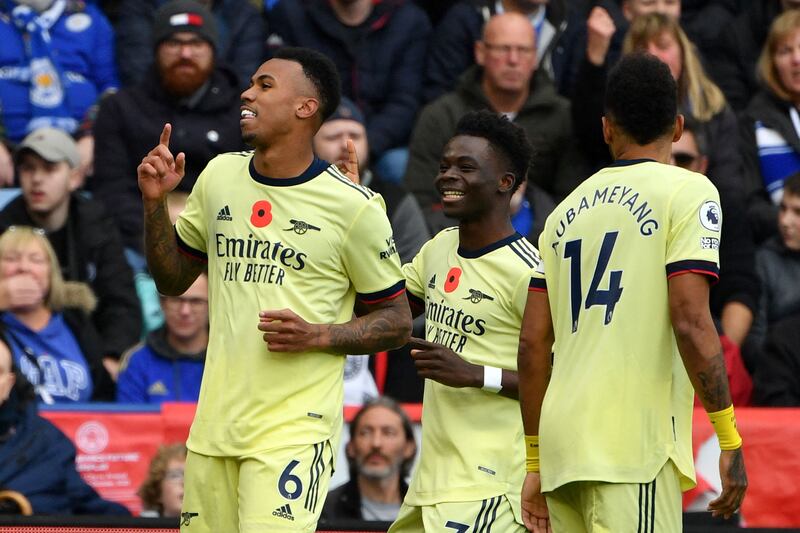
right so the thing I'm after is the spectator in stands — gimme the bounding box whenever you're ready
[0,0,119,186]
[708,0,791,111]
[321,397,416,523]
[0,342,128,514]
[312,97,430,266]
[754,314,800,406]
[750,173,800,349]
[115,0,265,90]
[424,0,573,103]
[267,0,431,182]
[0,128,141,379]
[91,0,244,254]
[670,118,759,350]
[0,226,114,403]
[116,274,207,404]
[740,10,800,244]
[138,444,187,517]
[404,12,577,234]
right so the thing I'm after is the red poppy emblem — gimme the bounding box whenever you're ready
[250,200,273,228]
[444,267,462,293]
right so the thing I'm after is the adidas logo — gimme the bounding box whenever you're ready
[428,275,436,289]
[217,205,233,221]
[273,504,295,521]
[147,381,168,396]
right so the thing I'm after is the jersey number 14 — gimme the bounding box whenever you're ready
[563,231,624,333]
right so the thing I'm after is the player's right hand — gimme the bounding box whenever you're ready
[138,123,186,201]
[709,447,747,519]
[521,472,551,533]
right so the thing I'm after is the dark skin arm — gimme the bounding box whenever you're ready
[258,293,412,354]
[518,289,554,533]
[138,124,205,295]
[407,337,518,399]
[669,273,747,519]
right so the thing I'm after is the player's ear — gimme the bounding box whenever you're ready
[672,114,685,143]
[296,97,320,121]
[601,115,612,146]
[498,172,515,194]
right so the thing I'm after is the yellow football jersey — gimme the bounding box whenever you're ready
[175,153,405,456]
[531,159,721,492]
[403,228,539,516]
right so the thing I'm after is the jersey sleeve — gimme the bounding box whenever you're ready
[174,161,211,261]
[665,177,721,280]
[529,230,548,292]
[401,242,427,309]
[342,194,406,304]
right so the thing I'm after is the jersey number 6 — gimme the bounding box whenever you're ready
[278,460,303,500]
[563,231,624,333]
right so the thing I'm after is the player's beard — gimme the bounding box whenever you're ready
[159,59,213,99]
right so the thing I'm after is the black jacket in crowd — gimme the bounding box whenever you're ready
[754,314,800,407]
[0,194,141,358]
[320,477,408,523]
[91,65,245,252]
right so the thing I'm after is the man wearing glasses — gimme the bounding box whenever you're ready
[405,12,587,239]
[117,274,208,404]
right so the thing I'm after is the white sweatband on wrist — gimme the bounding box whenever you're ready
[482,366,503,393]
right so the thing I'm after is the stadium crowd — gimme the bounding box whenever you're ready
[0,0,797,521]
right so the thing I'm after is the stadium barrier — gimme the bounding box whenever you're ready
[37,404,800,528]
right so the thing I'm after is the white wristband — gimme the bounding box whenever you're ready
[482,366,503,393]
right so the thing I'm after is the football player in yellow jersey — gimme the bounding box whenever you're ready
[137,47,411,532]
[518,54,747,532]
[389,111,537,533]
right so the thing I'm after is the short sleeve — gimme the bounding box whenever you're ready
[175,163,211,261]
[402,244,426,309]
[529,231,548,292]
[342,194,406,304]
[665,178,721,281]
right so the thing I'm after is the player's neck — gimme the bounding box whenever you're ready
[252,143,316,179]
[613,142,672,165]
[458,214,517,252]
[356,474,403,504]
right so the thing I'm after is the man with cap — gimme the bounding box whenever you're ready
[0,128,141,379]
[90,0,244,255]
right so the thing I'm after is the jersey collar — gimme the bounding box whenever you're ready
[607,158,657,167]
[458,232,523,259]
[249,157,329,186]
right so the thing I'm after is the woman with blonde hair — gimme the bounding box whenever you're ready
[740,9,800,243]
[621,13,741,193]
[0,226,114,402]
[138,444,187,517]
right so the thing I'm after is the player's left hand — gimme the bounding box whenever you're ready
[709,447,747,519]
[521,472,551,532]
[336,139,360,184]
[408,337,482,388]
[258,309,327,352]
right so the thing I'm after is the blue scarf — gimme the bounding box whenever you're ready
[9,0,79,135]
[755,118,800,204]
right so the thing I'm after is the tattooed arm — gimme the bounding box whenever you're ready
[258,293,412,354]
[669,272,747,519]
[138,124,205,295]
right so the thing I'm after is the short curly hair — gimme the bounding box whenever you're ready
[138,444,187,514]
[273,47,341,124]
[453,110,533,192]
[605,52,677,146]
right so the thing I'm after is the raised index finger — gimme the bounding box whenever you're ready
[160,123,172,147]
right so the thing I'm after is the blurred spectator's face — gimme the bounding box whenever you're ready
[157,31,214,98]
[646,31,682,81]
[476,14,537,93]
[0,240,50,311]
[17,152,77,219]
[347,406,414,481]
[779,191,800,251]
[161,275,208,343]
[159,458,185,518]
[773,28,800,100]
[313,119,369,169]
[623,0,681,21]
[670,129,707,173]
[0,344,15,405]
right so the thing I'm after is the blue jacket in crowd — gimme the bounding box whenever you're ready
[116,327,205,404]
[268,0,431,158]
[0,0,118,143]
